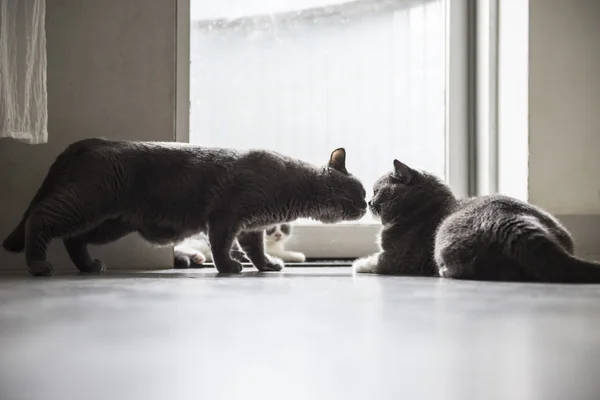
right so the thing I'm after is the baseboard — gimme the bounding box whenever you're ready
[287,223,380,259]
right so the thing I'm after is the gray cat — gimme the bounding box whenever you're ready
[353,159,600,283]
[3,138,367,276]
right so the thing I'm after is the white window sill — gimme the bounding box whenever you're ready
[287,222,380,259]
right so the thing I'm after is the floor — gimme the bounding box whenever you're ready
[1,268,600,400]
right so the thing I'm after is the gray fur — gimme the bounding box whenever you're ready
[353,159,600,283]
[3,138,366,276]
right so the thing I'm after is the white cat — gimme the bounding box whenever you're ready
[173,223,305,268]
[173,236,211,267]
[262,224,306,263]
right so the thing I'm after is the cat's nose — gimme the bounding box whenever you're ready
[274,233,282,240]
[368,200,372,207]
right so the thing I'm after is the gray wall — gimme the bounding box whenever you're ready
[0,0,176,271]
[529,0,600,214]
[527,0,600,258]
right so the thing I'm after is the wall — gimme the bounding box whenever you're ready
[528,0,600,257]
[529,0,600,214]
[0,0,176,271]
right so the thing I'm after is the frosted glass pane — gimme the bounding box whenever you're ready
[190,0,446,222]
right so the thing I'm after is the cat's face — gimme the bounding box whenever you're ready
[265,224,291,244]
[369,160,451,224]
[315,148,368,224]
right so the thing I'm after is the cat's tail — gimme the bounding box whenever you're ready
[511,228,600,283]
[2,177,57,252]
[2,138,107,253]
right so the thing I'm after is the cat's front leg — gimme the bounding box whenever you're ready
[238,231,284,272]
[352,253,382,274]
[207,220,243,274]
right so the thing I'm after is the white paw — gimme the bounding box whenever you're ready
[191,253,206,264]
[286,251,306,263]
[353,257,376,274]
[438,265,449,277]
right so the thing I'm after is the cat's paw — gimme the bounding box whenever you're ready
[27,261,55,277]
[352,257,377,274]
[77,259,107,273]
[438,265,449,278]
[257,256,284,272]
[190,253,206,265]
[286,251,306,263]
[215,259,243,274]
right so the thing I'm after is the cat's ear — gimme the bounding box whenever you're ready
[393,159,413,183]
[328,148,348,174]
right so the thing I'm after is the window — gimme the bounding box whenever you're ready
[182,0,469,259]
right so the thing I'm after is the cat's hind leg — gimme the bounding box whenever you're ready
[238,231,284,272]
[25,198,113,276]
[63,218,134,273]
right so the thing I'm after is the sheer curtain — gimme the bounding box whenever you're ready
[0,0,47,144]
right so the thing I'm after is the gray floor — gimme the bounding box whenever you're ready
[1,268,600,400]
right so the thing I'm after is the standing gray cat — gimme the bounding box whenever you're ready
[353,159,600,283]
[3,138,367,276]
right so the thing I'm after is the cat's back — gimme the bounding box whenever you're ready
[235,148,315,174]
[440,194,568,246]
[65,140,307,173]
[442,195,543,238]
[58,139,242,174]
[453,195,535,218]
[453,195,557,225]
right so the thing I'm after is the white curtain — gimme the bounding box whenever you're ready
[0,0,47,144]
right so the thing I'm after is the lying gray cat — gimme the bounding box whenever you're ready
[3,138,367,276]
[354,159,600,283]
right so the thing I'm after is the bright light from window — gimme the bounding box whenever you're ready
[190,0,446,223]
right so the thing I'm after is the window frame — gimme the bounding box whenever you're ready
[175,0,475,260]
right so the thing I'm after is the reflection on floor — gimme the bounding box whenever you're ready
[1,267,600,400]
